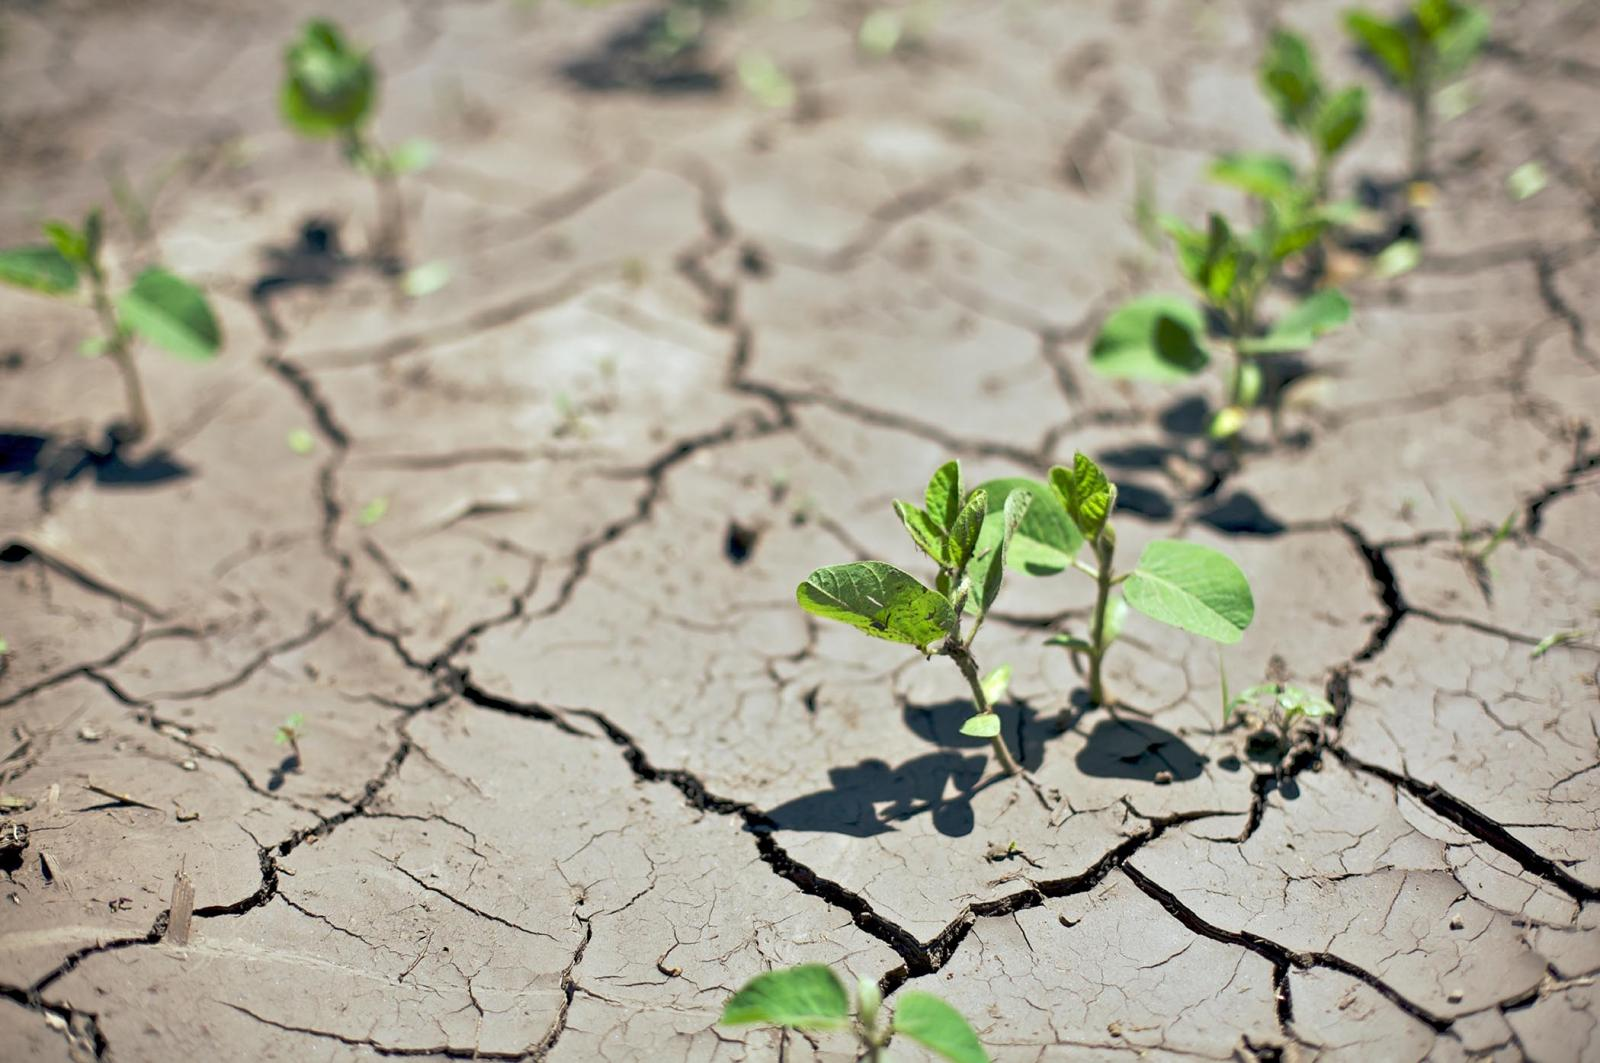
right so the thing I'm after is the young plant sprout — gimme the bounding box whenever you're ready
[1452,503,1516,601]
[0,210,222,444]
[279,19,434,278]
[1090,207,1351,442]
[1222,664,1335,760]
[796,461,1034,775]
[274,713,306,764]
[1030,454,1256,706]
[721,964,989,1063]
[1345,0,1490,183]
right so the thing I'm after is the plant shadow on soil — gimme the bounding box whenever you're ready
[0,430,190,503]
[560,7,725,94]
[763,698,1209,838]
[250,217,354,340]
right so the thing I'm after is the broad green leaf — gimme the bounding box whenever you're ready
[42,220,90,268]
[1372,239,1421,279]
[893,991,990,1063]
[0,245,77,295]
[925,461,964,531]
[1124,540,1255,644]
[1345,11,1414,86]
[968,478,1082,579]
[980,664,1012,706]
[721,965,850,1030]
[281,19,377,137]
[1259,29,1321,130]
[1089,296,1209,382]
[1161,215,1208,286]
[116,267,222,361]
[974,486,1035,616]
[1240,290,1351,353]
[895,500,948,565]
[1429,0,1489,80]
[1102,594,1128,646]
[797,561,954,649]
[1050,452,1114,542]
[1506,161,1547,202]
[1200,214,1238,304]
[1208,153,1298,203]
[947,490,988,574]
[1313,86,1367,158]
[960,714,1001,738]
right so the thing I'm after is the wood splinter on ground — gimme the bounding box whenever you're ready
[166,866,195,946]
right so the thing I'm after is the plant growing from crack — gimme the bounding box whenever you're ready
[274,713,306,765]
[1221,657,1333,761]
[796,461,1034,775]
[279,19,436,283]
[1089,205,1352,443]
[1451,502,1516,601]
[721,964,988,1063]
[1345,0,1489,184]
[0,210,222,445]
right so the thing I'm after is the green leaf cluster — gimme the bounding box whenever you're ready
[1225,681,1334,727]
[1260,30,1369,166]
[1346,0,1489,90]
[721,965,989,1063]
[280,20,377,138]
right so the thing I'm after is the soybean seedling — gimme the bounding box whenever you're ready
[1029,453,1255,706]
[279,20,435,279]
[1451,502,1516,601]
[0,210,222,445]
[1345,0,1490,183]
[1223,672,1334,761]
[274,713,306,765]
[796,461,1034,775]
[722,964,988,1063]
[1090,208,1352,442]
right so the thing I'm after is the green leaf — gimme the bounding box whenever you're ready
[281,19,377,137]
[386,138,437,175]
[721,965,851,1031]
[968,478,1082,581]
[0,636,8,655]
[1259,29,1321,130]
[1313,86,1367,158]
[1089,296,1210,382]
[974,485,1035,616]
[1372,239,1421,279]
[401,260,452,298]
[1102,594,1128,646]
[1429,0,1489,80]
[1531,630,1585,659]
[797,562,954,650]
[1507,161,1547,202]
[1046,633,1094,654]
[1240,290,1351,353]
[1124,540,1255,644]
[1200,214,1238,305]
[980,664,1012,706]
[287,428,316,455]
[893,991,990,1063]
[947,490,987,575]
[0,246,78,295]
[42,221,90,268]
[1345,11,1414,86]
[1236,361,1263,407]
[925,461,964,531]
[1208,153,1298,203]
[1049,453,1115,543]
[960,714,1001,738]
[358,497,389,527]
[895,501,948,565]
[737,51,796,109]
[116,268,222,361]
[1208,406,1248,440]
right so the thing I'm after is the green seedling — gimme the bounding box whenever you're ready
[274,713,306,762]
[1531,630,1587,660]
[796,461,1035,775]
[1239,29,1368,203]
[722,964,988,1063]
[1090,208,1352,440]
[0,210,222,444]
[1222,670,1334,758]
[279,20,435,278]
[1345,0,1490,182]
[1021,453,1255,706]
[1451,502,1515,600]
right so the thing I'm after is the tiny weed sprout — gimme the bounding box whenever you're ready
[1451,502,1516,601]
[721,964,989,1063]
[1222,667,1335,760]
[1345,0,1490,183]
[0,210,222,444]
[280,19,435,280]
[1090,207,1352,442]
[796,461,1035,775]
[1531,630,1587,660]
[275,713,306,763]
[1030,453,1254,706]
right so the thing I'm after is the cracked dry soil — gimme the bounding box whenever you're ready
[2,0,1600,1060]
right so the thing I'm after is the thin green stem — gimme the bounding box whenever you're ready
[343,130,408,276]
[947,640,1021,775]
[1086,537,1115,706]
[85,259,148,444]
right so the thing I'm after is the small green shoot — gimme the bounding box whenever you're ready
[721,965,989,1063]
[358,497,390,527]
[280,20,428,277]
[274,713,306,763]
[1225,676,1334,758]
[287,428,316,455]
[1452,502,1516,601]
[1531,631,1586,660]
[1506,161,1548,202]
[1254,29,1369,201]
[1345,0,1490,182]
[0,209,222,443]
[0,637,8,655]
[796,461,1034,774]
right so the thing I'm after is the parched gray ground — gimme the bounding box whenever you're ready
[1,0,1598,1060]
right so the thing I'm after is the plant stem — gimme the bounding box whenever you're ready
[86,261,149,444]
[1086,537,1114,707]
[946,641,1021,775]
[343,131,408,277]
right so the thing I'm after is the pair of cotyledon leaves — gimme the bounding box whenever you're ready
[796,458,1254,653]
[722,964,988,1063]
[0,217,221,362]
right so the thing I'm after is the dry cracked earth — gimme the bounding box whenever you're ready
[2,0,1599,1059]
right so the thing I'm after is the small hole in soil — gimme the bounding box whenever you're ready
[725,521,759,565]
[739,244,769,277]
[0,543,32,564]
